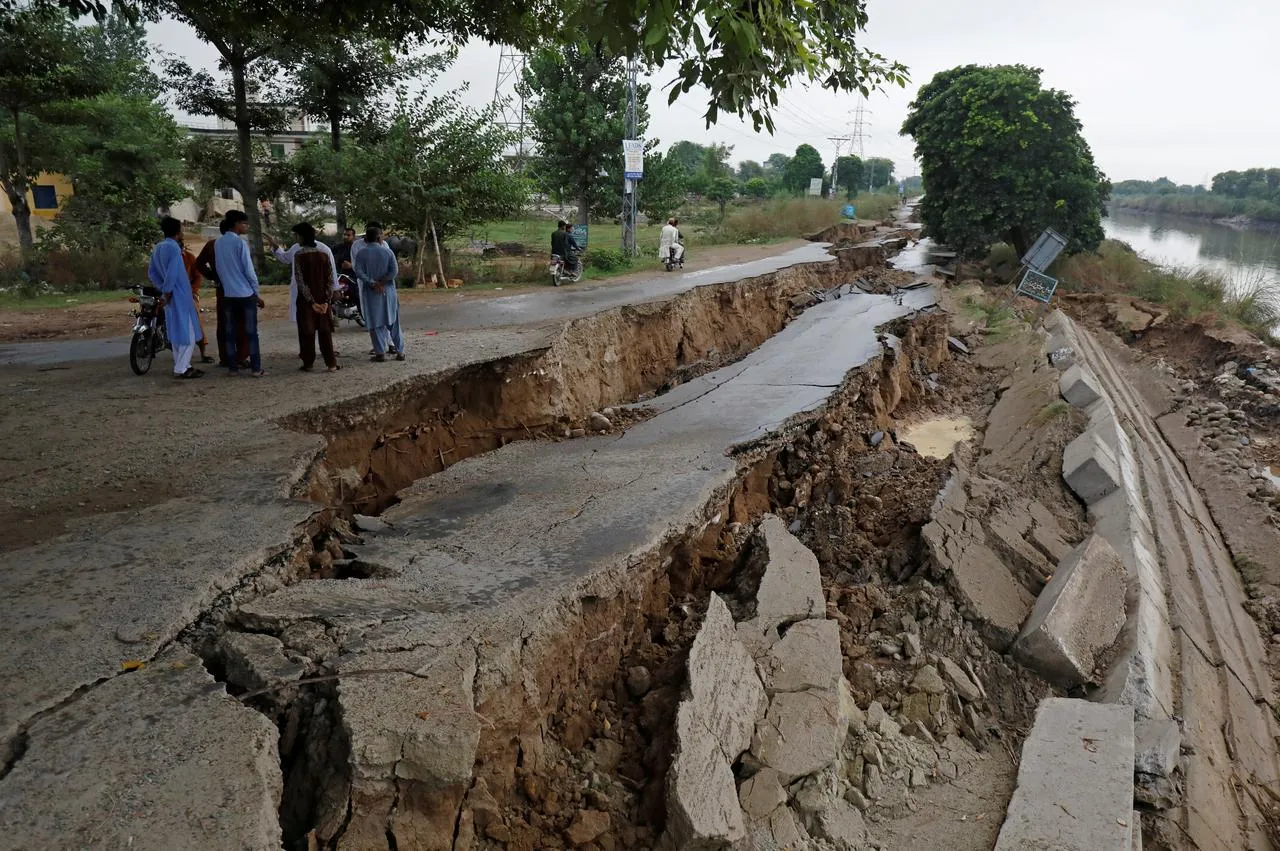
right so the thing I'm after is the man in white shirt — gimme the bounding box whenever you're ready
[659,217,684,267]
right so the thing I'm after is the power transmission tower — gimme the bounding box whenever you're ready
[850,102,873,191]
[491,47,528,167]
[621,57,639,256]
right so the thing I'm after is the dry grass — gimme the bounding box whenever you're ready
[1058,239,1280,337]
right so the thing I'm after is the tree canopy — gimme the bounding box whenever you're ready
[784,144,824,193]
[833,155,863,199]
[902,64,1109,259]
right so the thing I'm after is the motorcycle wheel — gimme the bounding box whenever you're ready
[355,312,367,328]
[130,329,155,375]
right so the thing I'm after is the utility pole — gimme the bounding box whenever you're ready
[828,136,851,197]
[621,57,639,256]
[491,47,528,168]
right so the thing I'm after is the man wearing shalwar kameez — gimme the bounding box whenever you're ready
[148,217,204,379]
[353,225,405,362]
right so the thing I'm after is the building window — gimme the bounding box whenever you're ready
[270,143,286,160]
[31,185,57,210]
[219,188,234,200]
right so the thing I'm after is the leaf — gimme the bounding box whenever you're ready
[121,659,145,671]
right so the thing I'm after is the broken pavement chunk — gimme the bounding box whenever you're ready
[738,515,825,647]
[1059,364,1104,408]
[1062,429,1121,504]
[761,619,842,694]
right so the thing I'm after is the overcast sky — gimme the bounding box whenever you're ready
[150,0,1280,186]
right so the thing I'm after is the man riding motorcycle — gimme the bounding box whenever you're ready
[551,220,582,275]
[659,217,684,270]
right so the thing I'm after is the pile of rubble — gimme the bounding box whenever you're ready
[661,516,1004,851]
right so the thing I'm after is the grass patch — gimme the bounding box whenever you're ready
[1058,239,1280,337]
[1033,400,1072,424]
[0,287,134,310]
[713,196,845,243]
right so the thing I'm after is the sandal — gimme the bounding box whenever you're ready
[299,365,314,372]
[327,365,342,372]
[174,368,204,380]
[250,370,267,378]
[371,353,386,362]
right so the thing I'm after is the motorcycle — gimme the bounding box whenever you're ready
[663,243,686,273]
[330,273,366,329]
[128,285,168,376]
[549,248,583,287]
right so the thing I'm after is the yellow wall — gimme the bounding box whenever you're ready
[0,172,74,219]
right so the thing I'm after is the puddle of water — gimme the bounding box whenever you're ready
[899,416,975,460]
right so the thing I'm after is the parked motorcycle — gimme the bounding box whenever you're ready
[128,285,168,375]
[549,248,583,286]
[330,273,366,329]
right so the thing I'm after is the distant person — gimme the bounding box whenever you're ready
[551,219,571,266]
[260,198,273,229]
[147,217,203,380]
[266,221,339,329]
[333,227,356,276]
[214,209,266,377]
[659,217,684,266]
[284,223,340,372]
[354,223,404,362]
[178,232,214,364]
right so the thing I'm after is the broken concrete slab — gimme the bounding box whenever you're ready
[937,655,983,703]
[1014,534,1128,686]
[1134,718,1181,778]
[0,649,282,850]
[751,689,845,782]
[1060,364,1104,408]
[760,619,842,694]
[217,631,308,695]
[745,515,825,637]
[667,700,747,848]
[1063,429,1122,504]
[739,768,788,822]
[688,594,767,758]
[995,698,1135,851]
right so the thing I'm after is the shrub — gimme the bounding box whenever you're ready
[714,196,845,243]
[586,248,632,272]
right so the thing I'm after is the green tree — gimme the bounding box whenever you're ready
[764,153,791,175]
[865,157,895,189]
[337,89,526,285]
[522,42,645,223]
[737,160,764,182]
[902,64,1109,258]
[833,154,863,199]
[706,175,736,219]
[700,143,733,181]
[634,142,687,223]
[743,177,769,199]
[784,144,824,193]
[0,4,104,257]
[668,140,707,175]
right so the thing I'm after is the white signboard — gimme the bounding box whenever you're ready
[623,139,645,180]
[808,177,823,197]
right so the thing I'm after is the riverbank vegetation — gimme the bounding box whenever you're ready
[1057,239,1280,337]
[1110,170,1280,224]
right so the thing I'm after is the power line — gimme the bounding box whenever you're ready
[491,47,528,165]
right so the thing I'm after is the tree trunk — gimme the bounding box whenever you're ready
[576,194,589,226]
[429,218,446,287]
[330,109,346,232]
[416,219,430,289]
[1008,226,1031,261]
[230,59,264,267]
[6,111,34,260]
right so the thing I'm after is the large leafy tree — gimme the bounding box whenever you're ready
[865,157,895,190]
[737,160,764,182]
[902,64,1110,258]
[0,3,105,258]
[522,42,646,223]
[633,141,687,223]
[667,140,707,175]
[784,144,824,193]
[331,89,526,286]
[833,155,864,199]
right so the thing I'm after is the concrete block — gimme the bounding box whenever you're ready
[1134,718,1181,778]
[740,515,825,644]
[1063,429,1122,504]
[1061,364,1104,408]
[760,619,842,694]
[667,701,746,847]
[686,594,767,758]
[739,768,787,822]
[1014,534,1128,686]
[1100,594,1177,721]
[751,689,844,782]
[995,698,1135,851]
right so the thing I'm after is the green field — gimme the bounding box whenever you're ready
[0,288,133,310]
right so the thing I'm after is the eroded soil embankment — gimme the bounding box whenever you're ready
[276,310,1059,851]
[288,253,879,517]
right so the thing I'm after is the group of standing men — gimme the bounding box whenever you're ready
[147,212,407,379]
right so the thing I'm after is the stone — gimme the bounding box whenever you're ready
[0,649,282,851]
[570,428,587,438]
[947,336,970,355]
[866,700,888,728]
[279,619,337,662]
[937,656,982,703]
[1063,429,1122,504]
[739,768,788,822]
[743,516,825,638]
[901,692,933,726]
[762,619,841,695]
[845,787,871,811]
[765,805,809,848]
[353,513,393,534]
[589,412,613,432]
[666,701,746,847]
[1134,719,1181,778]
[566,810,610,846]
[868,430,885,447]
[995,699,1135,851]
[752,689,844,782]
[217,631,307,695]
[1060,365,1104,408]
[686,595,766,756]
[910,767,927,788]
[591,739,624,774]
[911,665,947,696]
[902,631,922,659]
[1013,534,1128,686]
[626,665,652,698]
[864,763,885,798]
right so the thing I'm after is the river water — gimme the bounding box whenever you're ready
[1103,207,1280,295]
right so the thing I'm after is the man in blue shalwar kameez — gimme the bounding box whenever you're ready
[148,217,204,379]
[353,224,405,362]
